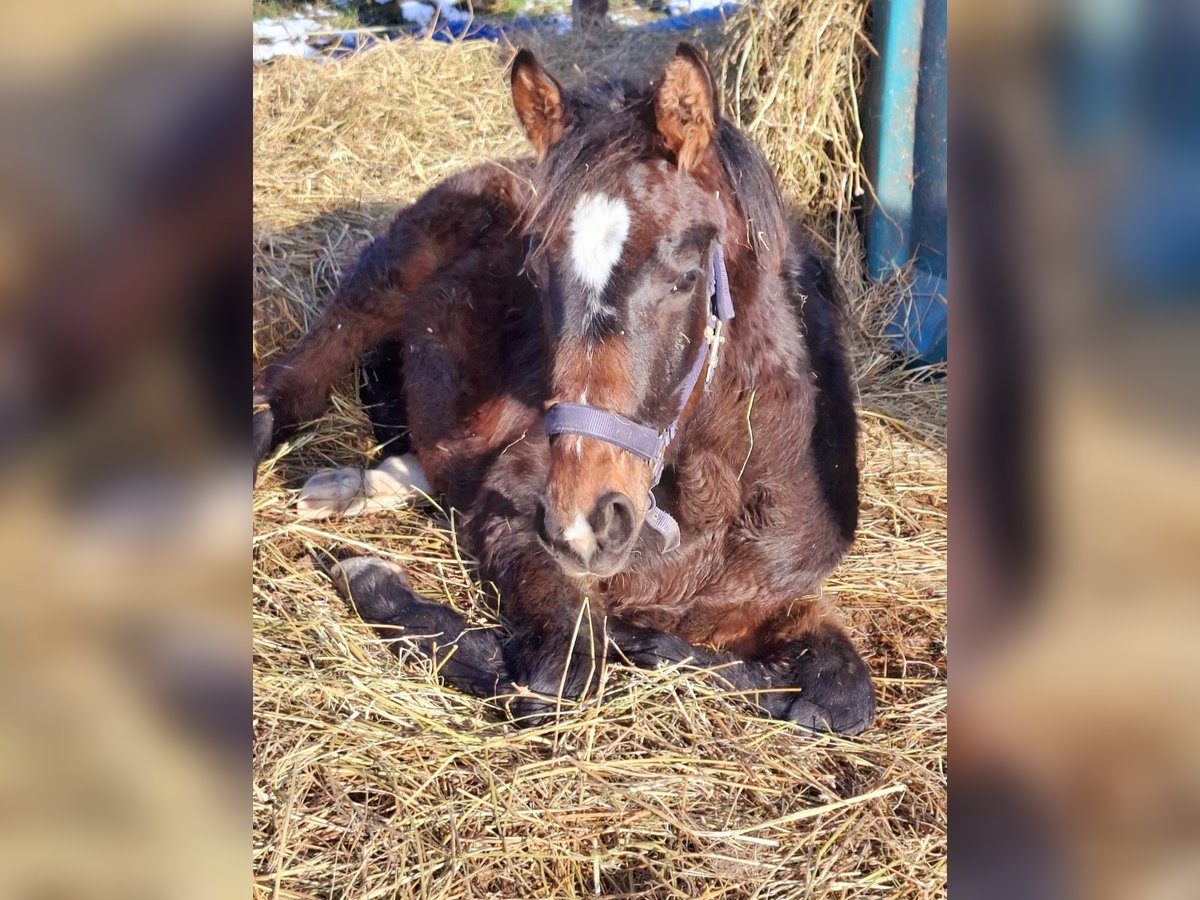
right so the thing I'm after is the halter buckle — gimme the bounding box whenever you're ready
[703,318,726,386]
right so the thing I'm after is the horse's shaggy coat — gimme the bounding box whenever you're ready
[253,45,875,733]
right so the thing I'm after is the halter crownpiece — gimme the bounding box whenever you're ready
[543,241,735,552]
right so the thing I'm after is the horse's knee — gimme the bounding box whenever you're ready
[253,361,329,463]
[253,391,275,465]
[502,621,607,725]
[606,617,699,668]
[771,624,875,735]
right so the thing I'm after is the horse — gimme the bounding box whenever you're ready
[253,44,875,734]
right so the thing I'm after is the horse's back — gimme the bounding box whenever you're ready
[354,157,547,507]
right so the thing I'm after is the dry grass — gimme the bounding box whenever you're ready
[722,0,873,224]
[253,9,945,898]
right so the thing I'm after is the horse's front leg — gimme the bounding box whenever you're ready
[318,444,612,725]
[496,561,609,725]
[468,471,611,725]
[318,554,511,701]
[609,599,875,735]
[318,544,608,725]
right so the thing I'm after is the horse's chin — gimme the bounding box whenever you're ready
[552,549,635,582]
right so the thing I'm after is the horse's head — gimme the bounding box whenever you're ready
[512,44,732,578]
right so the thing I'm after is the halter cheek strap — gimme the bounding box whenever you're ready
[543,242,736,552]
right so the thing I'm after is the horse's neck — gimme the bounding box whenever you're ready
[679,242,804,466]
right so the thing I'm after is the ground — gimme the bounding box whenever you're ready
[253,23,945,899]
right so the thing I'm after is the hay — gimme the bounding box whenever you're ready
[254,13,945,899]
[721,0,872,224]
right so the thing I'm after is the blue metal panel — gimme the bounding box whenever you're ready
[864,0,947,365]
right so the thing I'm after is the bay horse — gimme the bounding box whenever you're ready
[253,44,875,733]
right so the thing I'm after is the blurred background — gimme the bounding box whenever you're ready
[0,0,1195,895]
[953,0,1200,897]
[0,1,248,896]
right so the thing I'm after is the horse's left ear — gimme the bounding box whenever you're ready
[654,43,719,173]
[511,49,568,157]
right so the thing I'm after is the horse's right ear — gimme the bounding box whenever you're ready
[510,49,567,157]
[654,43,719,173]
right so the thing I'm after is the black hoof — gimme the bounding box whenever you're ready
[772,629,876,735]
[783,691,874,735]
[504,692,568,728]
[783,698,833,732]
[501,623,605,725]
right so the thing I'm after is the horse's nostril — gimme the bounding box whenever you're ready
[593,492,637,553]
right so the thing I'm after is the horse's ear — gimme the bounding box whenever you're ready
[510,49,567,157]
[654,43,719,173]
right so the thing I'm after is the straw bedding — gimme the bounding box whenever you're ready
[253,11,946,897]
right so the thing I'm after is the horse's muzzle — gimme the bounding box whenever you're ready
[533,490,639,577]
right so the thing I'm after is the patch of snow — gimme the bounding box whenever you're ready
[254,16,323,42]
[399,0,470,26]
[545,13,572,34]
[254,15,323,61]
[667,0,725,14]
[253,40,319,62]
[399,2,434,25]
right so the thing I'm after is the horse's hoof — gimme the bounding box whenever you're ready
[774,628,876,735]
[297,454,431,519]
[298,467,367,518]
[606,618,694,668]
[783,678,875,735]
[505,692,558,728]
[783,698,834,733]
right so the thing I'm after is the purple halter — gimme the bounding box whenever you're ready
[543,242,735,552]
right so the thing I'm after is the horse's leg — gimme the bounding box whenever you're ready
[317,538,607,725]
[755,615,875,733]
[467,443,612,724]
[317,554,510,700]
[608,604,875,734]
[358,338,411,456]
[292,340,424,518]
[290,242,535,520]
[498,567,609,725]
[253,164,527,464]
[316,439,611,724]
[253,240,430,464]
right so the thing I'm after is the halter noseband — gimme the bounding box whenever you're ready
[543,242,735,552]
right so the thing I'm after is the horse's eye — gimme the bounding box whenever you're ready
[672,270,700,293]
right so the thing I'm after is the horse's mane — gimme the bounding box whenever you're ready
[526,76,789,269]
